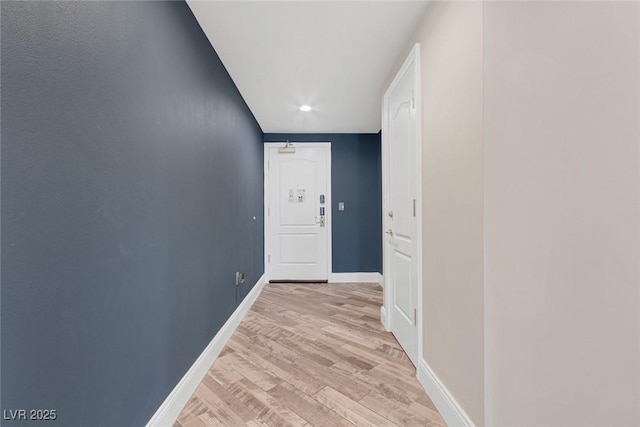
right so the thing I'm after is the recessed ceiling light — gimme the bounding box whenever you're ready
[299,105,312,112]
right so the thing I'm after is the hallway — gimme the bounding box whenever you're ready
[3,1,639,425]
[175,283,445,427]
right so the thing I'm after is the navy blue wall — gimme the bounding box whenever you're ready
[1,2,263,426]
[264,134,382,273]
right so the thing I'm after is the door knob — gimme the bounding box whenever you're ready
[385,229,393,236]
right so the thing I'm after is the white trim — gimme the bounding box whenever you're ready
[417,358,476,427]
[381,60,389,331]
[414,43,424,368]
[329,272,383,286]
[381,43,422,364]
[146,275,267,427]
[263,142,332,282]
[380,306,389,331]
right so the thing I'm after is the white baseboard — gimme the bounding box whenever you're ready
[330,272,383,286]
[417,358,476,427]
[146,274,266,427]
[380,305,389,331]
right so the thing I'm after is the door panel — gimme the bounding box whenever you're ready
[279,159,317,225]
[279,234,317,263]
[384,46,419,366]
[267,144,330,281]
[390,102,412,240]
[392,250,413,322]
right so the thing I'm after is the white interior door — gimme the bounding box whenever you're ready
[265,143,331,282]
[383,45,420,366]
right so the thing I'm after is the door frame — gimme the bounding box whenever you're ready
[381,43,423,364]
[263,142,332,282]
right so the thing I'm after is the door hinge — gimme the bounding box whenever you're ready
[268,160,270,170]
[413,308,417,326]
[268,207,270,216]
[411,91,415,109]
[268,254,270,263]
[413,199,416,217]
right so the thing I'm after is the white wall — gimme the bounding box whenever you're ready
[484,2,640,426]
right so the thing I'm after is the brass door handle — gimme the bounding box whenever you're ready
[385,229,393,236]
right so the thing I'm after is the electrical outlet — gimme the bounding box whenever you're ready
[235,272,245,286]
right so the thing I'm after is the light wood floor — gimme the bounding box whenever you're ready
[174,282,446,427]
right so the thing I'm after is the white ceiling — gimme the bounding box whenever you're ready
[187,1,430,134]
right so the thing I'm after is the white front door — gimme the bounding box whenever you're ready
[265,143,331,282]
[383,45,420,366]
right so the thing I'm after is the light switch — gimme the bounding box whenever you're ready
[338,202,345,211]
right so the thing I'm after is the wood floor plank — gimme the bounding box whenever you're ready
[267,383,354,427]
[192,381,247,425]
[290,356,371,401]
[228,335,327,395]
[322,324,397,350]
[267,334,335,367]
[330,361,418,406]
[312,386,396,427]
[201,374,258,422]
[368,363,429,398]
[359,391,444,426]
[207,358,244,386]
[236,329,301,363]
[329,312,390,336]
[310,341,378,371]
[174,282,445,426]
[220,351,281,391]
[176,395,208,425]
[175,415,209,427]
[224,379,306,427]
[243,313,373,370]
[340,342,416,375]
[409,400,447,424]
[231,377,308,427]
[197,412,229,427]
